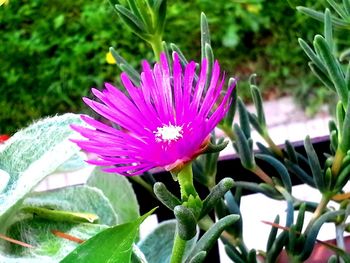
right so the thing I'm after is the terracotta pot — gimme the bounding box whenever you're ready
[276,236,350,263]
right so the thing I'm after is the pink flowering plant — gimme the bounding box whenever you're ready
[1,1,350,263]
[71,52,234,176]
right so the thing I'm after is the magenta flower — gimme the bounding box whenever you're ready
[71,53,235,175]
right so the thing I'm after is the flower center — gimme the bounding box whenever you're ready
[154,124,183,143]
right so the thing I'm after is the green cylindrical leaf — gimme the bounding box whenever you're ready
[256,142,274,156]
[329,119,338,132]
[285,140,298,164]
[155,0,167,34]
[200,12,211,61]
[304,135,325,191]
[247,249,257,263]
[188,251,207,263]
[286,199,294,227]
[184,215,239,262]
[234,181,282,200]
[110,47,141,85]
[233,124,255,170]
[297,6,350,28]
[221,78,237,129]
[251,85,266,126]
[341,153,350,167]
[199,178,234,219]
[285,160,315,187]
[314,35,347,106]
[325,167,334,190]
[298,211,343,261]
[134,0,153,31]
[340,94,350,151]
[329,131,338,154]
[266,215,280,252]
[327,0,348,19]
[266,231,288,263]
[225,245,246,263]
[324,9,333,52]
[153,182,181,210]
[237,98,251,139]
[248,113,264,135]
[256,154,292,193]
[287,225,298,253]
[174,205,197,240]
[295,203,306,233]
[344,0,350,16]
[308,62,335,91]
[204,43,214,89]
[346,62,350,91]
[340,49,350,62]
[203,140,229,154]
[126,0,143,21]
[225,190,241,217]
[334,162,350,190]
[336,101,345,134]
[115,5,147,35]
[223,191,243,237]
[170,43,188,66]
[298,38,327,74]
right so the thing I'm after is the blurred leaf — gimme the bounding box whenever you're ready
[53,14,65,29]
[22,185,118,226]
[0,114,83,233]
[61,208,156,263]
[54,151,88,173]
[5,217,107,261]
[87,167,139,224]
[222,25,239,48]
[297,6,350,28]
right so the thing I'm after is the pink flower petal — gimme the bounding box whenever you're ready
[71,52,236,175]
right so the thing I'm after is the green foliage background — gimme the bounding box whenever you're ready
[0,0,329,134]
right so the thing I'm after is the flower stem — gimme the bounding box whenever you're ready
[170,232,187,263]
[177,163,197,201]
[198,215,245,249]
[149,34,163,61]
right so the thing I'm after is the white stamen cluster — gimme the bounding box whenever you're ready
[154,124,183,143]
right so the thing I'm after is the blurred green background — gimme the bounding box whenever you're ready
[0,0,337,134]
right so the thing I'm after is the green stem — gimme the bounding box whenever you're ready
[149,34,163,61]
[306,194,330,232]
[177,163,197,201]
[331,148,346,177]
[263,132,284,158]
[198,216,244,249]
[251,165,274,185]
[170,232,187,263]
